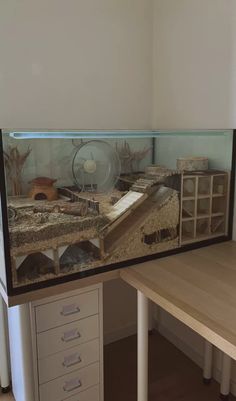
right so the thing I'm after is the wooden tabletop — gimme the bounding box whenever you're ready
[121,241,236,360]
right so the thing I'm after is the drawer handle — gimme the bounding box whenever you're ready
[60,304,80,316]
[62,353,81,368]
[63,378,81,392]
[61,329,81,343]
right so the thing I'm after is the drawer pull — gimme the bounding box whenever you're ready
[62,352,81,368]
[61,328,81,343]
[60,304,80,316]
[63,378,81,392]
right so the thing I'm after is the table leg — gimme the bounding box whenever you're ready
[137,290,149,401]
[0,295,10,393]
[220,353,231,400]
[203,340,213,384]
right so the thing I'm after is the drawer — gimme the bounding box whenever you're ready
[37,315,99,358]
[39,362,99,401]
[64,385,99,401]
[38,338,100,384]
[63,386,99,401]
[35,290,98,332]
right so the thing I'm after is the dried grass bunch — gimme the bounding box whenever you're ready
[115,141,150,173]
[4,146,31,196]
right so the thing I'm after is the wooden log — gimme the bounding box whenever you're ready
[33,203,89,217]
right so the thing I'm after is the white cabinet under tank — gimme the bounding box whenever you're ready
[8,284,104,401]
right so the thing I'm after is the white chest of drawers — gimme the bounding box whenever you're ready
[8,284,103,401]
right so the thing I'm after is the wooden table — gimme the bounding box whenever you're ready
[121,241,236,401]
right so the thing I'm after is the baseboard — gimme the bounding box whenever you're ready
[104,323,137,345]
[158,322,236,397]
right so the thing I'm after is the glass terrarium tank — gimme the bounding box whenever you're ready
[0,130,234,295]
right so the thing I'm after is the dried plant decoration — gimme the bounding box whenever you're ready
[4,145,31,196]
[115,141,150,173]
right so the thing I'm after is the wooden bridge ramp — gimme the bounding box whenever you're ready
[101,186,175,255]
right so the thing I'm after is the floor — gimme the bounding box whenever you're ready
[104,332,236,401]
[1,332,235,401]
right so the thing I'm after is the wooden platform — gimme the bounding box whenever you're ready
[121,241,236,359]
[3,240,236,325]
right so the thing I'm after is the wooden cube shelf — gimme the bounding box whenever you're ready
[196,217,210,237]
[183,177,196,198]
[198,176,211,196]
[180,171,229,245]
[211,216,226,234]
[197,198,210,217]
[213,174,227,196]
[182,200,195,218]
[182,220,195,242]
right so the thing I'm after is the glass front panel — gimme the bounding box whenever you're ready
[1,130,234,289]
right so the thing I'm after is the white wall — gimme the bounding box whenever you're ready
[0,0,153,130]
[103,278,137,344]
[2,0,236,130]
[153,0,236,129]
